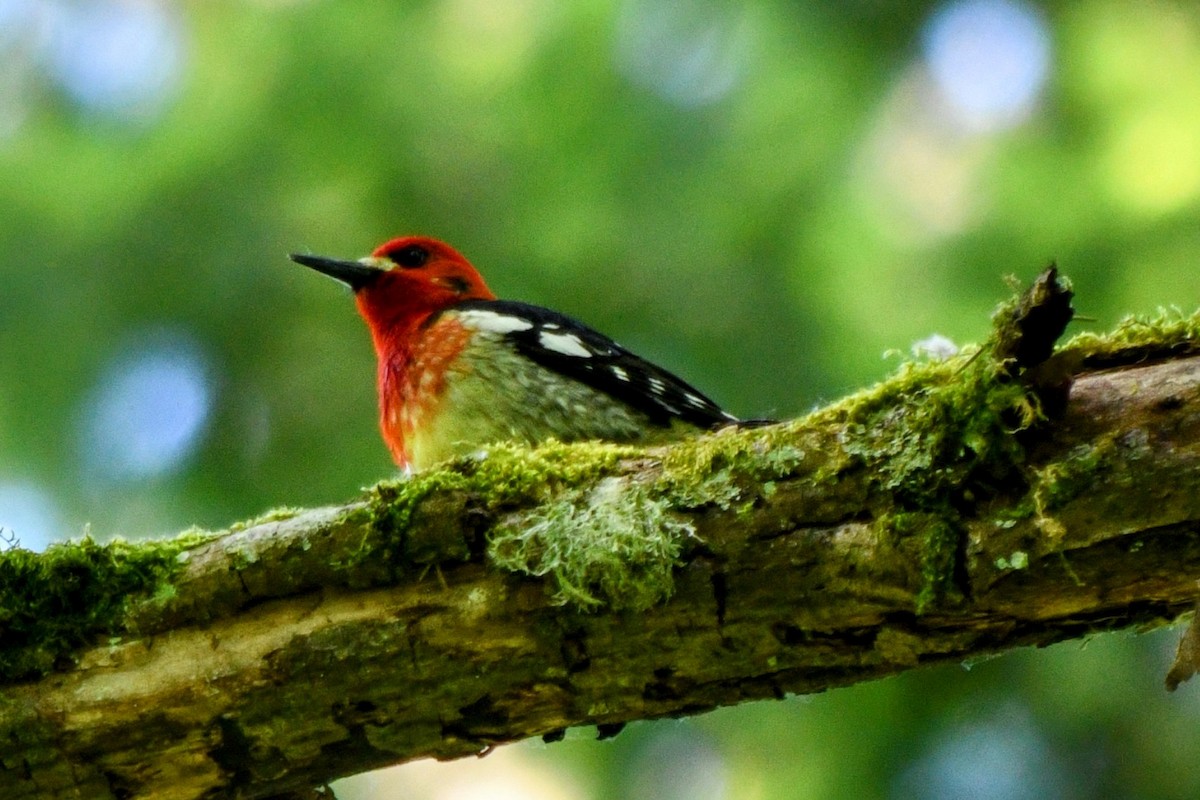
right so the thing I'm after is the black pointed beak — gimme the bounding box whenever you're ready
[290,253,383,291]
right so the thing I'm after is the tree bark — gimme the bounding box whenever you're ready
[3,290,1199,799]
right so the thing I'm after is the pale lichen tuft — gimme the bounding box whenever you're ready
[488,477,692,611]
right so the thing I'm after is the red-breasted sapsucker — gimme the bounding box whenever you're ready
[292,236,748,471]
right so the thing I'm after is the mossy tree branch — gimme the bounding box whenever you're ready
[3,277,1200,799]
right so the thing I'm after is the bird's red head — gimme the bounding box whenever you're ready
[356,236,496,336]
[292,235,496,338]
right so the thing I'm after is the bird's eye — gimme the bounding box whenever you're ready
[390,245,429,268]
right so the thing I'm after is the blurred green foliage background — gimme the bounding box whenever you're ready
[2,0,1199,797]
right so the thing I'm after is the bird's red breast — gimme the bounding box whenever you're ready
[375,313,474,470]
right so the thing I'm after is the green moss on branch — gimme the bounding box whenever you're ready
[1063,308,1200,367]
[0,531,215,681]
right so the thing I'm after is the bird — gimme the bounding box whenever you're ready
[291,236,750,471]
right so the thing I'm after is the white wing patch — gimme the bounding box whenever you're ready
[611,366,630,381]
[684,392,708,408]
[457,309,535,334]
[648,377,666,394]
[538,330,592,358]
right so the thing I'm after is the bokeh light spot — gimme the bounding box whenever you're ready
[46,0,183,117]
[894,703,1068,800]
[0,480,63,552]
[626,728,728,800]
[854,67,992,242]
[1106,108,1200,217]
[433,0,555,90]
[333,739,581,798]
[921,0,1051,131]
[80,330,212,483]
[614,0,752,107]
